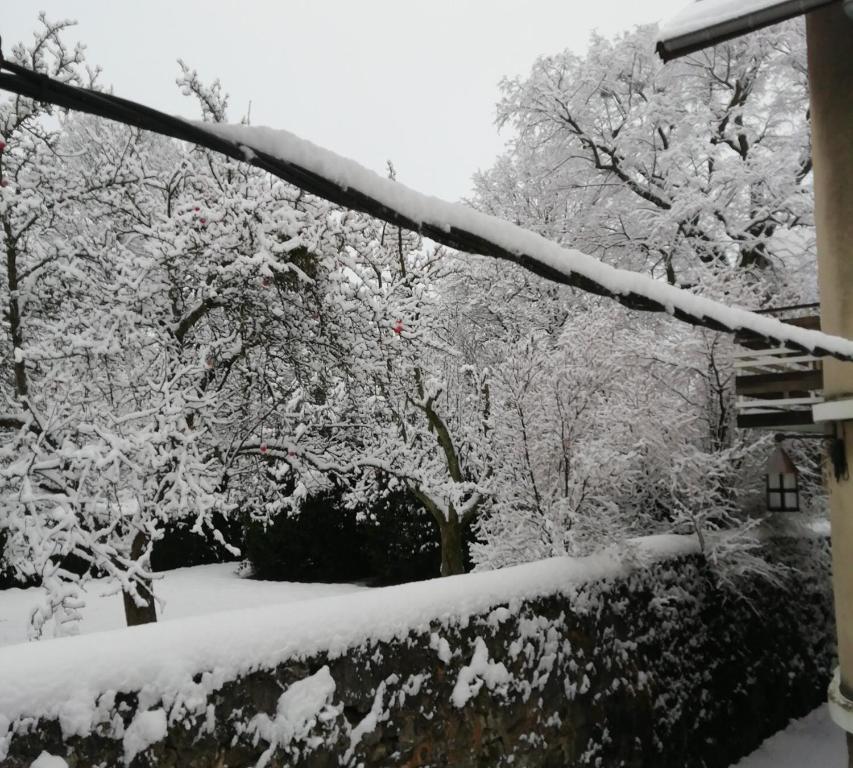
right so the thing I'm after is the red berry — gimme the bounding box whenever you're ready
[0,180,7,188]
[259,442,268,454]
[287,450,296,457]
[193,207,200,212]
[0,141,6,152]
[392,320,404,335]
[261,275,272,287]
[199,218,207,224]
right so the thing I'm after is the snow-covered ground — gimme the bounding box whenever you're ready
[0,563,367,648]
[733,705,845,767]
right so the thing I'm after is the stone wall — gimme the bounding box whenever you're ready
[1,536,835,767]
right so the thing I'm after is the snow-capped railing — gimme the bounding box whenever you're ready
[734,306,825,430]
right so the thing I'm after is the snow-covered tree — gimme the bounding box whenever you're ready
[462,21,821,574]
[474,22,813,296]
[0,28,323,632]
[468,286,773,572]
[244,180,494,576]
[1,15,824,632]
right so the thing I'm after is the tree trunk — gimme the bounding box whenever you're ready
[122,532,157,626]
[4,224,29,400]
[439,519,465,577]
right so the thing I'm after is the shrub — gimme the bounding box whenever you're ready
[151,513,242,572]
[243,490,372,582]
[242,488,475,584]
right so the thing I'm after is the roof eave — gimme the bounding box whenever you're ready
[657,0,840,61]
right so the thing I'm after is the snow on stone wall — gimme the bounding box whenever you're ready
[0,535,834,768]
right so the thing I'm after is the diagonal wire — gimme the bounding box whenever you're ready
[0,51,846,360]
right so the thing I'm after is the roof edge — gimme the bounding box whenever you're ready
[657,0,839,61]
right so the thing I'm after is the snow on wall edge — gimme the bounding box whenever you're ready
[0,534,696,733]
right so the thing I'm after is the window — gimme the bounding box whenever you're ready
[767,472,799,511]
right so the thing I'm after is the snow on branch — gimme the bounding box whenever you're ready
[1,54,851,360]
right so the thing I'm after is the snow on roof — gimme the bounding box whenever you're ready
[205,121,853,362]
[0,535,697,736]
[767,444,798,475]
[657,0,838,60]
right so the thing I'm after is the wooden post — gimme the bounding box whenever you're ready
[807,4,853,760]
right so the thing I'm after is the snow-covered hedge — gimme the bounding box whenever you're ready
[0,534,833,767]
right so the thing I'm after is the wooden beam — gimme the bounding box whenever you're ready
[736,369,823,396]
[737,410,816,429]
[656,0,839,61]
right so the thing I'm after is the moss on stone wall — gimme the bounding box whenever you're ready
[2,537,834,767]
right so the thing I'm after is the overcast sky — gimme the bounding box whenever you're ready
[5,1,685,200]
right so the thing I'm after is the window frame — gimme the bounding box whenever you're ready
[766,472,799,512]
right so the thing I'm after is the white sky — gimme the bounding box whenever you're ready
[5,1,685,200]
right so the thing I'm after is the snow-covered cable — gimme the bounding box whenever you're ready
[1,56,851,360]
